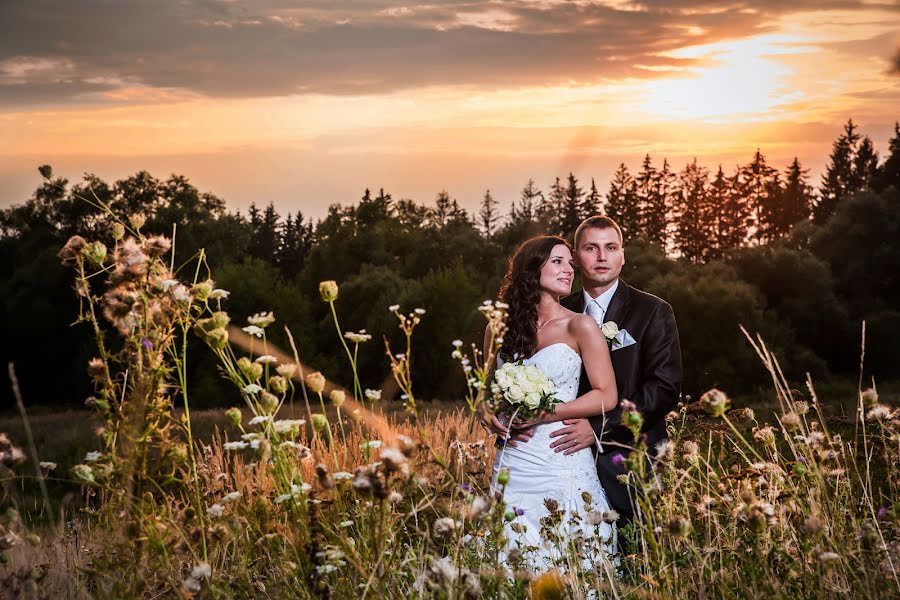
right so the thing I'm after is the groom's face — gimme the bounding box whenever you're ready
[576,227,624,288]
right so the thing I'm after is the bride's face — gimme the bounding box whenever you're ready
[539,244,575,297]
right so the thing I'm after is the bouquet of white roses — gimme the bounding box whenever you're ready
[490,361,558,425]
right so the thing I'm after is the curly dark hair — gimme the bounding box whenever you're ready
[498,235,572,360]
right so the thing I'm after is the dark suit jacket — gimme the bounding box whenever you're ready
[560,279,682,515]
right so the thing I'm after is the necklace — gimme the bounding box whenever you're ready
[536,317,554,333]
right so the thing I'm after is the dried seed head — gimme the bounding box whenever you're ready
[305,371,326,394]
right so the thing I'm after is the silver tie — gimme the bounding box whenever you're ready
[585,299,605,325]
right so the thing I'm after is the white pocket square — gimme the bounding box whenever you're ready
[611,329,636,351]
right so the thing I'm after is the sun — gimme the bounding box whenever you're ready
[635,34,815,123]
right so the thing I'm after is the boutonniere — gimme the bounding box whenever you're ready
[600,321,638,351]
[601,321,621,348]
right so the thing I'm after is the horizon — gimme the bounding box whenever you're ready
[1,1,898,220]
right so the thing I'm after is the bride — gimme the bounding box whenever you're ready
[483,235,619,573]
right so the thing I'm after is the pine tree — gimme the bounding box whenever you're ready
[706,166,731,260]
[560,172,584,236]
[854,136,879,191]
[719,167,751,255]
[873,122,900,192]
[737,149,779,245]
[581,178,601,218]
[634,154,657,241]
[447,198,469,225]
[544,177,566,233]
[674,159,710,264]
[513,178,543,222]
[777,157,814,236]
[278,212,313,277]
[357,187,393,224]
[605,163,640,243]
[815,119,861,223]
[647,158,674,249]
[478,189,500,237]
[432,190,452,228]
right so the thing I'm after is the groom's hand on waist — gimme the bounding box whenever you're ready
[479,413,534,448]
[549,419,595,455]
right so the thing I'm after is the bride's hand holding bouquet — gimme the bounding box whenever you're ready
[490,361,558,431]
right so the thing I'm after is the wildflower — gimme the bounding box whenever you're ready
[143,235,171,257]
[275,482,312,504]
[0,434,26,468]
[699,388,730,418]
[388,304,400,312]
[360,440,382,450]
[329,389,346,408]
[311,414,329,431]
[87,357,106,380]
[333,471,353,481]
[496,468,510,485]
[344,330,372,343]
[268,375,288,394]
[248,415,272,426]
[467,495,492,520]
[866,404,892,421]
[819,552,841,565]
[128,213,146,230]
[159,278,179,291]
[414,308,426,315]
[276,363,297,378]
[365,389,382,401]
[610,453,626,469]
[305,371,326,394]
[793,400,810,416]
[753,426,776,447]
[242,325,264,338]
[111,222,125,240]
[255,354,278,365]
[192,280,214,301]
[206,328,228,349]
[668,516,691,538]
[58,235,87,265]
[877,506,890,520]
[388,491,403,503]
[223,441,249,451]
[380,447,409,475]
[781,412,801,432]
[208,288,230,300]
[273,419,305,435]
[452,339,463,348]
[223,491,241,503]
[247,311,275,327]
[433,517,457,538]
[319,280,339,302]
[84,241,108,266]
[140,337,153,350]
[602,509,620,524]
[71,464,95,484]
[861,387,879,410]
[340,520,354,528]
[207,504,224,518]
[171,284,191,305]
[225,407,242,426]
[242,383,262,395]
[586,511,604,526]
[84,451,102,462]
[39,461,57,472]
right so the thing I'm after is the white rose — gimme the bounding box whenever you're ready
[523,393,542,409]
[520,380,538,394]
[507,384,525,402]
[601,321,620,340]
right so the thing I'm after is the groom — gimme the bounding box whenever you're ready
[553,215,682,540]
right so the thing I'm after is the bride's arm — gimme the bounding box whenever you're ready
[540,315,618,422]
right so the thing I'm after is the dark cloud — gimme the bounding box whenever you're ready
[0,0,895,106]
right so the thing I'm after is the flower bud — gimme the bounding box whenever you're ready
[311,414,329,431]
[276,363,297,379]
[84,241,107,267]
[781,412,801,432]
[305,372,326,394]
[699,388,730,418]
[111,222,125,240]
[238,357,263,382]
[496,469,510,486]
[260,392,279,414]
[192,280,213,302]
[268,375,288,395]
[329,389,346,408]
[207,328,229,350]
[861,388,878,410]
[225,407,242,426]
[71,464,96,484]
[211,311,230,329]
[319,280,339,302]
[504,510,516,522]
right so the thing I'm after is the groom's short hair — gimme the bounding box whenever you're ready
[574,215,624,248]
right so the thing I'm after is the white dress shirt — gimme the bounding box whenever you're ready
[582,279,619,322]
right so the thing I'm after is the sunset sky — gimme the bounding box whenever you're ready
[1,1,898,219]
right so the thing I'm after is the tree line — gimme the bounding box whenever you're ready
[1,120,898,410]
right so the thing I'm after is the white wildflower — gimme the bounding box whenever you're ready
[247,311,275,327]
[191,562,212,580]
[452,339,463,348]
[333,471,353,481]
[242,325,264,338]
[223,491,242,503]
[273,419,305,434]
[249,415,272,426]
[223,441,248,451]
[344,330,372,343]
[208,289,230,300]
[364,389,382,401]
[159,279,179,291]
[414,308,426,315]
[207,504,224,518]
[84,451,102,462]
[242,383,262,394]
[360,440,383,449]
[340,520,354,528]
[255,354,278,365]
[388,304,400,312]
[39,461,57,471]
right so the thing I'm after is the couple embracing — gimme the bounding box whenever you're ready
[480,215,682,571]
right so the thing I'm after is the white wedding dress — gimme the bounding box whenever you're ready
[491,342,616,572]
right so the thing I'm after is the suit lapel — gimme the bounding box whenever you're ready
[602,279,631,326]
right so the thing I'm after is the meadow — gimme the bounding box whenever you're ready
[1,185,899,599]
